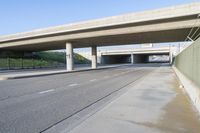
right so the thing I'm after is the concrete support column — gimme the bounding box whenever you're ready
[131,54,134,64]
[91,46,97,69]
[169,52,173,64]
[66,42,74,71]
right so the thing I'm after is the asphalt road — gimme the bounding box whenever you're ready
[0,65,156,133]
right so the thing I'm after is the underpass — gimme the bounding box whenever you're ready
[0,64,200,133]
[101,54,170,64]
[0,2,200,133]
[0,65,155,133]
[0,2,199,71]
[100,47,171,64]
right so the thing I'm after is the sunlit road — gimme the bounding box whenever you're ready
[0,65,155,133]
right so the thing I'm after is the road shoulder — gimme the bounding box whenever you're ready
[69,66,200,133]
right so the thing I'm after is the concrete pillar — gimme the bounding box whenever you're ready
[169,45,173,64]
[66,42,74,71]
[169,51,173,64]
[91,46,97,69]
[131,54,134,64]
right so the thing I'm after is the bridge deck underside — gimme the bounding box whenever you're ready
[0,27,196,52]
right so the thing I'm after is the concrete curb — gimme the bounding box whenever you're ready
[173,66,200,114]
[0,65,128,80]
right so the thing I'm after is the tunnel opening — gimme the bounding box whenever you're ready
[148,54,170,63]
[133,54,149,63]
[101,53,170,64]
[101,55,131,64]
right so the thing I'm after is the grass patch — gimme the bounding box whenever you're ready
[0,52,90,69]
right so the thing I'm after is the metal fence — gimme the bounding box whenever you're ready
[174,37,200,87]
[0,58,65,70]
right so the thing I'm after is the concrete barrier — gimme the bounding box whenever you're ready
[174,37,200,113]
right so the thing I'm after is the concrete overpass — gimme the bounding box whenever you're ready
[0,2,200,70]
[100,47,172,64]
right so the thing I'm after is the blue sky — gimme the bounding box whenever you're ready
[0,0,198,51]
[0,0,199,35]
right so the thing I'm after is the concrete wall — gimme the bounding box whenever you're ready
[174,37,200,113]
[149,55,170,63]
[175,38,200,87]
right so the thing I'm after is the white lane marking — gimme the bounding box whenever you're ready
[90,79,97,82]
[103,76,109,78]
[69,83,78,87]
[39,89,55,94]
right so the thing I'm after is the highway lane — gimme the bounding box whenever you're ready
[0,66,136,100]
[0,65,156,133]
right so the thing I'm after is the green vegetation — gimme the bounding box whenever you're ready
[0,51,91,69]
[36,51,90,64]
[0,58,57,69]
[74,53,91,64]
[0,58,8,68]
[36,52,65,63]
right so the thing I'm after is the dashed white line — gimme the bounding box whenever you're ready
[39,89,55,94]
[103,76,109,78]
[69,83,78,87]
[90,79,97,82]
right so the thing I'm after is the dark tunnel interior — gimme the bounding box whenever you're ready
[101,54,169,64]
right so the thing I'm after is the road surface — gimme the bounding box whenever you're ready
[0,65,155,133]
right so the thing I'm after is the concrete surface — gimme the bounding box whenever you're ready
[173,66,200,115]
[175,37,200,88]
[100,47,172,64]
[0,64,154,133]
[0,2,200,51]
[100,47,171,55]
[69,66,200,133]
[174,37,200,114]
[91,46,97,69]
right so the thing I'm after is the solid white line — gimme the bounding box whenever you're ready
[69,83,78,87]
[39,89,55,94]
